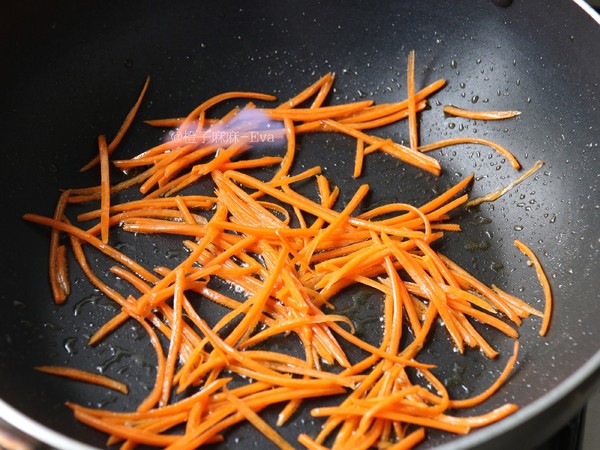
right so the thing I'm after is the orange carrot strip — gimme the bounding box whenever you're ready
[73,410,177,447]
[386,427,426,450]
[450,341,519,408]
[346,100,427,131]
[514,240,552,336]
[439,403,518,428]
[353,139,365,178]
[439,253,522,325]
[276,73,333,109]
[55,244,70,297]
[49,189,71,304]
[310,406,469,434]
[310,73,335,108]
[337,78,445,124]
[24,214,158,283]
[492,284,543,318]
[264,100,372,121]
[297,433,329,450]
[407,50,418,150]
[135,317,167,413]
[80,75,151,171]
[321,119,441,175]
[98,135,111,244]
[271,117,296,181]
[467,160,543,207]
[419,137,521,170]
[160,268,185,407]
[34,365,128,394]
[223,388,295,450]
[186,91,277,121]
[443,105,521,120]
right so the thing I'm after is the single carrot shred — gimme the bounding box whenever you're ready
[443,105,521,120]
[34,365,128,394]
[514,240,553,336]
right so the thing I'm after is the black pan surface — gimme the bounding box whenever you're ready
[1,1,599,449]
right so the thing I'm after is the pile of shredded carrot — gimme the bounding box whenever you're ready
[24,51,552,450]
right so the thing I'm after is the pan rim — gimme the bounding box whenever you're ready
[1,351,599,449]
[0,399,100,450]
[434,349,600,450]
[573,0,600,23]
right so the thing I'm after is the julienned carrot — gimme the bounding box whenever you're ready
[353,139,365,178]
[407,50,418,151]
[23,51,549,450]
[467,160,544,207]
[80,75,151,172]
[322,119,441,175]
[98,135,111,244]
[443,105,521,120]
[419,136,521,170]
[514,240,552,336]
[223,388,295,450]
[34,365,128,394]
[449,341,519,408]
[49,189,71,304]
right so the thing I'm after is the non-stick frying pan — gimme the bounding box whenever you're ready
[1,1,599,449]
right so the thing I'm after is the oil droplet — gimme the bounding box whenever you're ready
[63,337,78,356]
[491,262,505,272]
[471,95,479,104]
[43,321,64,332]
[450,60,457,69]
[97,347,131,374]
[514,225,524,231]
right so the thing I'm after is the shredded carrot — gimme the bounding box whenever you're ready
[34,365,128,394]
[80,75,151,172]
[98,135,111,244]
[407,50,419,151]
[223,388,295,450]
[514,240,553,336]
[23,51,550,450]
[49,189,71,303]
[354,139,365,178]
[419,137,521,170]
[443,105,521,120]
[467,160,543,207]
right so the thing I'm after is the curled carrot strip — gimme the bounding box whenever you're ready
[514,240,553,336]
[467,160,543,207]
[419,137,521,170]
[34,365,128,394]
[80,76,151,172]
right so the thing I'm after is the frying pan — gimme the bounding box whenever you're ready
[1,0,599,449]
